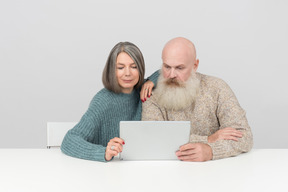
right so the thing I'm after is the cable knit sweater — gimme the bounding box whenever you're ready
[142,72,253,160]
[61,71,159,162]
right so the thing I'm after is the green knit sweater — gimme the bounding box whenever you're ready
[61,71,159,162]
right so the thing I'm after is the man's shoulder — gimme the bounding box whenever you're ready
[197,72,225,84]
[197,73,229,90]
[144,89,161,108]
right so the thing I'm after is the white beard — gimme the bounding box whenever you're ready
[154,72,200,111]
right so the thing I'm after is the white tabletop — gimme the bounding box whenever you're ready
[0,149,287,192]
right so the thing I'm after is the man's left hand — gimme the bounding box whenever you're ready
[175,143,213,162]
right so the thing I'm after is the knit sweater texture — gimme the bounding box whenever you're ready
[61,71,159,162]
[142,72,253,160]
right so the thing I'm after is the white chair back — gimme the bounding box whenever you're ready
[47,122,77,149]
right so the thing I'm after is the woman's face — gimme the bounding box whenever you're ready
[116,52,139,94]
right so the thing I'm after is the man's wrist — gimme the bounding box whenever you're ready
[208,136,211,143]
[205,143,213,161]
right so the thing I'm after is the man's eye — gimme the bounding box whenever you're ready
[165,65,171,69]
[177,65,185,70]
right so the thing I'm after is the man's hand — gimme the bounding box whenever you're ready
[208,127,243,143]
[175,143,213,162]
[140,80,154,102]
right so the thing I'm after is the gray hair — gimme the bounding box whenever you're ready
[102,42,145,93]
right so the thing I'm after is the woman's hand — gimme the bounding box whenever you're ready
[208,127,243,143]
[105,137,125,161]
[140,80,154,102]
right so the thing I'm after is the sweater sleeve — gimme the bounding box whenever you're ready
[60,97,107,162]
[206,80,253,160]
[145,70,160,87]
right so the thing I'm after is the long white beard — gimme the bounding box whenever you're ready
[154,72,200,111]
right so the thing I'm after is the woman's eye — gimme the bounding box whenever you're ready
[117,67,124,70]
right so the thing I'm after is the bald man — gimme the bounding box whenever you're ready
[142,37,253,161]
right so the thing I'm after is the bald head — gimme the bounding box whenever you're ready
[162,37,197,61]
[161,37,199,82]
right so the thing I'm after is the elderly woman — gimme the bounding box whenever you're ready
[61,42,158,162]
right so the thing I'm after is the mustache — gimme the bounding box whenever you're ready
[165,78,185,87]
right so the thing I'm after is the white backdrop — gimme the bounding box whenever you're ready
[0,0,287,148]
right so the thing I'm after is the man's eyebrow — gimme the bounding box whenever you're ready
[163,63,185,67]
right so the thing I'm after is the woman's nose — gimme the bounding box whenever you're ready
[124,67,131,76]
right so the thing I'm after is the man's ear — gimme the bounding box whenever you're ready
[193,59,199,71]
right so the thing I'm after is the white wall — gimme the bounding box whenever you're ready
[0,0,287,148]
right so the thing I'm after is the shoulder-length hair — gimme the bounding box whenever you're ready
[102,42,145,93]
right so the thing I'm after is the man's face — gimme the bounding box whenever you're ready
[162,54,196,82]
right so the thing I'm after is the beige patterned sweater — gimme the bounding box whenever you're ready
[142,72,253,160]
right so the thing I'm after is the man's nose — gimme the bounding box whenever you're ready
[169,68,177,78]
